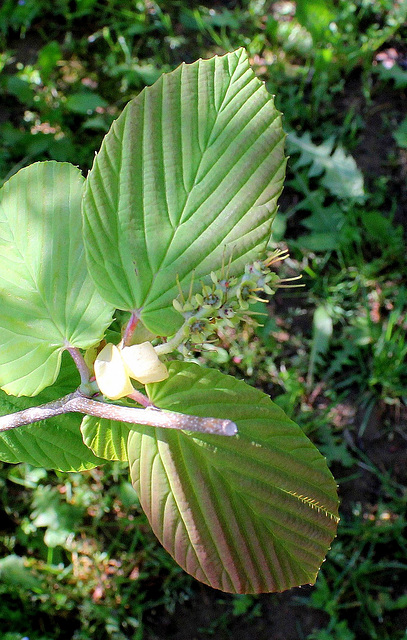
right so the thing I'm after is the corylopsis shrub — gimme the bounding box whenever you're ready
[0,49,339,594]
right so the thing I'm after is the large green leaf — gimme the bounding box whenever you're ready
[0,161,115,396]
[83,48,286,336]
[0,353,103,471]
[127,361,339,594]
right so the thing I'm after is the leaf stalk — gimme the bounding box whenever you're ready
[65,345,91,386]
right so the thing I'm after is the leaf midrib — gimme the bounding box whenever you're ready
[135,51,250,311]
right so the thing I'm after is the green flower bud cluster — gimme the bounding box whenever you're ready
[170,250,292,349]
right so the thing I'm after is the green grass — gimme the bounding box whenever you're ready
[0,461,194,640]
[1,0,407,638]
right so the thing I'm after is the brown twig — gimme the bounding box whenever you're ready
[0,391,237,437]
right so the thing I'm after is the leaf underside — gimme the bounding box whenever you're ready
[83,48,286,335]
[0,161,114,396]
[127,362,339,594]
[81,414,131,462]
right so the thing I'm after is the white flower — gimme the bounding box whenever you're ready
[94,343,134,400]
[121,342,169,384]
[94,341,168,400]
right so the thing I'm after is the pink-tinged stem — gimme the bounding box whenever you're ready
[122,311,140,346]
[66,346,91,385]
[127,389,154,408]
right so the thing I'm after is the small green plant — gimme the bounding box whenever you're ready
[0,49,338,594]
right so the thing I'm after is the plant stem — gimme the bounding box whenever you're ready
[66,346,91,385]
[127,389,154,407]
[0,392,237,437]
[154,326,186,356]
[122,311,140,346]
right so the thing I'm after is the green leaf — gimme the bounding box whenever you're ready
[65,91,108,115]
[0,554,41,590]
[295,0,337,44]
[361,211,404,254]
[31,484,83,547]
[128,361,339,594]
[0,161,115,396]
[287,132,364,200]
[81,414,131,461]
[298,203,346,251]
[297,232,338,252]
[83,48,286,336]
[4,76,34,106]
[0,353,103,471]
[376,64,407,89]
[37,41,62,81]
[393,116,407,148]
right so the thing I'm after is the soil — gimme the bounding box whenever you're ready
[146,586,329,640]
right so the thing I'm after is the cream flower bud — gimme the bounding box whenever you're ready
[94,343,134,400]
[121,342,169,384]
